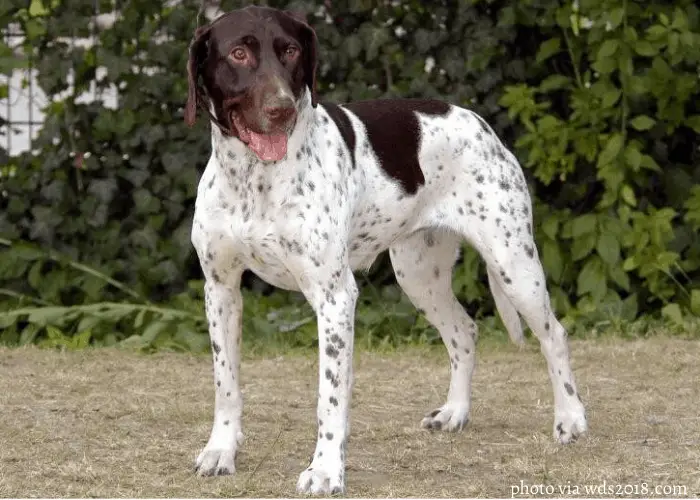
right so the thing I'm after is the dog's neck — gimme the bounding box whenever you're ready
[210,88,317,172]
[282,88,317,156]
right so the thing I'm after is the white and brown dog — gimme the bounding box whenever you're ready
[185,6,587,495]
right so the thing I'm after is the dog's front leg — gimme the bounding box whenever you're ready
[194,277,245,476]
[296,267,358,495]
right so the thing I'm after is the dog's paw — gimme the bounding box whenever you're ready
[554,410,587,444]
[296,462,344,495]
[421,402,470,432]
[195,448,236,476]
[194,430,244,476]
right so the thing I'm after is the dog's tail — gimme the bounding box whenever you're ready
[487,269,525,345]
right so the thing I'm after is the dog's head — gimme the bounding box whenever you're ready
[184,6,318,161]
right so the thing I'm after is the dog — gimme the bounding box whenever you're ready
[184,6,587,495]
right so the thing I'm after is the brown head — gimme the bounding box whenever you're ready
[184,6,318,161]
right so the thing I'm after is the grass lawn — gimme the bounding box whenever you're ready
[0,336,698,497]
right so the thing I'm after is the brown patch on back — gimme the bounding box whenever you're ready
[342,99,450,194]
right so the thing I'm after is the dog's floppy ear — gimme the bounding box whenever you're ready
[284,11,319,108]
[185,25,212,126]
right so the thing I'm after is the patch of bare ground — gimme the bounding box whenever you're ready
[0,337,698,497]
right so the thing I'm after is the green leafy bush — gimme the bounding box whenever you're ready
[499,0,700,325]
[1,0,698,349]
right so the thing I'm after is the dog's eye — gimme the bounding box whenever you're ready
[284,46,299,58]
[231,47,247,61]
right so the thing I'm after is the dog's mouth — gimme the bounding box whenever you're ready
[231,111,290,162]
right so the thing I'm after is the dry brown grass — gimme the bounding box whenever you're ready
[1,337,699,498]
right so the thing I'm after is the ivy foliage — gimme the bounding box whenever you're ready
[0,0,699,350]
[498,0,700,325]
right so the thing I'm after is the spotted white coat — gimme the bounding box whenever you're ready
[191,88,587,495]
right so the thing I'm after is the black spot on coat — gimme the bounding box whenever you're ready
[211,341,221,355]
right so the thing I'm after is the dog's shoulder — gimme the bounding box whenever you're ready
[318,99,453,194]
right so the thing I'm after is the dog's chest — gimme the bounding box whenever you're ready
[193,145,352,290]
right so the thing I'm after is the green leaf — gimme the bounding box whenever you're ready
[597,39,619,60]
[621,184,637,206]
[134,309,148,329]
[629,115,656,131]
[45,325,66,341]
[623,256,638,271]
[593,55,617,74]
[690,290,700,317]
[24,19,46,40]
[541,217,559,240]
[598,133,623,166]
[640,154,661,172]
[120,335,149,349]
[623,26,638,44]
[661,303,684,326]
[569,13,580,36]
[571,214,597,238]
[29,0,48,17]
[620,293,638,320]
[115,110,136,136]
[0,43,28,75]
[680,31,695,48]
[671,7,688,31]
[607,8,625,30]
[346,34,362,59]
[686,115,700,134]
[19,324,40,345]
[617,50,634,76]
[609,265,630,291]
[27,260,43,290]
[538,75,571,92]
[20,306,76,327]
[624,144,642,170]
[542,240,563,283]
[0,311,18,329]
[141,321,168,343]
[602,88,621,108]
[572,231,597,261]
[72,329,92,349]
[577,257,606,298]
[77,315,102,332]
[536,38,561,64]
[647,25,668,40]
[596,231,620,266]
[634,40,658,56]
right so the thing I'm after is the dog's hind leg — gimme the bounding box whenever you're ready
[390,228,476,432]
[455,202,588,443]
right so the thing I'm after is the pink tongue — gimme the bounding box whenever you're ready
[247,131,288,162]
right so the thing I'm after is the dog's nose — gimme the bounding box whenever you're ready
[264,105,296,122]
